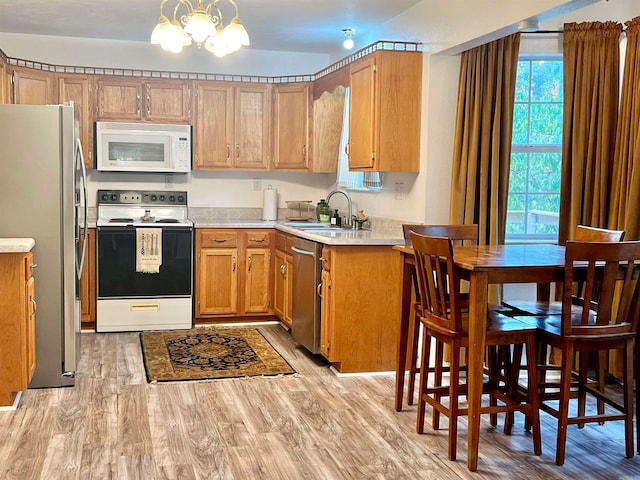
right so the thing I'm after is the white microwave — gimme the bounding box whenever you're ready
[95,122,191,173]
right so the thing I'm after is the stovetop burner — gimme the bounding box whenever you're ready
[155,219,180,223]
[109,218,134,223]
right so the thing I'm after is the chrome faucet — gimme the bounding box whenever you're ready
[326,189,353,227]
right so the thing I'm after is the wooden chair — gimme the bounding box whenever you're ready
[504,225,625,429]
[503,225,625,316]
[401,224,478,406]
[411,232,541,461]
[532,240,640,465]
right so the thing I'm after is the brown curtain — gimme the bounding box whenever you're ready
[558,21,622,244]
[607,17,640,377]
[449,33,520,248]
[609,17,640,241]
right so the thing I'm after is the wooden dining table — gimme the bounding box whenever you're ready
[393,243,567,471]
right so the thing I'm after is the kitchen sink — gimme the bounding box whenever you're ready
[282,221,329,228]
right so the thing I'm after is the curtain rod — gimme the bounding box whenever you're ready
[521,30,564,35]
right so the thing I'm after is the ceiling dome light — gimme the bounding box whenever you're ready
[150,0,249,57]
[342,28,355,50]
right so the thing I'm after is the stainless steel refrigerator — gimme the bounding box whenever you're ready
[0,103,88,388]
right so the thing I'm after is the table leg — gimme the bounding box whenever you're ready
[467,271,488,471]
[395,256,413,412]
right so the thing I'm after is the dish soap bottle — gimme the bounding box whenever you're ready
[331,209,342,227]
[316,199,331,222]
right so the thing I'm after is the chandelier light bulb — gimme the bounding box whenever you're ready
[343,38,354,49]
[150,0,249,57]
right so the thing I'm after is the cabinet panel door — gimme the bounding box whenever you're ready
[194,83,234,169]
[348,57,376,169]
[234,84,269,169]
[145,80,191,123]
[273,250,286,321]
[79,228,95,325]
[96,78,144,121]
[244,247,271,313]
[12,68,56,105]
[197,248,237,315]
[273,83,310,170]
[59,74,94,168]
[285,255,293,326]
[25,275,36,383]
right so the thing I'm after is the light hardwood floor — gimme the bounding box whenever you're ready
[1,324,639,479]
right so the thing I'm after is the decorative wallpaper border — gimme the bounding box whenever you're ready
[1,40,422,84]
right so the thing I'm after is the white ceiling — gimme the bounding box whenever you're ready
[0,0,423,54]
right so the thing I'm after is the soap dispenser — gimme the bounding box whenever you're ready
[331,209,341,227]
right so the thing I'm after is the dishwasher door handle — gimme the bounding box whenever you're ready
[291,245,317,257]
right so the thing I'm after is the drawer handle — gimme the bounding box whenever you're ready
[130,303,160,312]
[249,238,265,243]
[31,297,37,312]
[213,238,228,243]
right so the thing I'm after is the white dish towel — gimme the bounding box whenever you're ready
[136,228,162,274]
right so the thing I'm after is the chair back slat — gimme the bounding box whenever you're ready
[563,240,640,336]
[410,232,464,333]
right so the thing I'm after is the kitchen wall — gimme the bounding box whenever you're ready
[1,0,637,225]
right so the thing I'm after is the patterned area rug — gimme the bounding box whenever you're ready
[140,327,295,382]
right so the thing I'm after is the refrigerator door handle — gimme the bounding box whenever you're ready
[75,138,88,279]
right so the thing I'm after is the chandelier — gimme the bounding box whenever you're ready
[150,0,250,57]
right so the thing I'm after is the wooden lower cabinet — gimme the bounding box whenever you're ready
[80,228,96,328]
[0,251,36,406]
[273,232,294,327]
[320,245,402,373]
[196,229,273,320]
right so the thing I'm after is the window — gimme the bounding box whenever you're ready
[507,55,563,242]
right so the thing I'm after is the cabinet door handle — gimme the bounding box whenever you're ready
[248,255,252,272]
[236,144,240,159]
[232,256,236,272]
[30,263,37,271]
[345,142,349,157]
[147,94,151,115]
[31,297,37,312]
[317,282,323,297]
[226,144,231,160]
[136,95,141,115]
[303,144,307,161]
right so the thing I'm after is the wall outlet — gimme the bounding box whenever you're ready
[253,178,261,191]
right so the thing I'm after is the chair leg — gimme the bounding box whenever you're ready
[407,310,421,405]
[623,340,634,458]
[524,336,542,456]
[597,350,607,423]
[448,339,461,461]
[416,330,432,434]
[555,344,575,466]
[487,346,499,428]
[432,340,444,430]
[577,351,588,428]
[504,343,523,435]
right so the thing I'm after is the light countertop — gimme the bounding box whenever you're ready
[191,218,404,246]
[0,238,35,253]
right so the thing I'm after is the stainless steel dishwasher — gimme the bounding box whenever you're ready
[291,237,323,354]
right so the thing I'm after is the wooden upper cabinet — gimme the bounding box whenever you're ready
[58,74,94,168]
[194,81,269,170]
[95,78,143,121]
[234,84,270,169]
[312,85,346,173]
[0,58,7,105]
[145,80,191,123]
[272,83,310,171]
[348,50,422,172]
[95,77,191,123]
[11,67,56,105]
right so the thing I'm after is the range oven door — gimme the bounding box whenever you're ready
[97,226,193,299]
